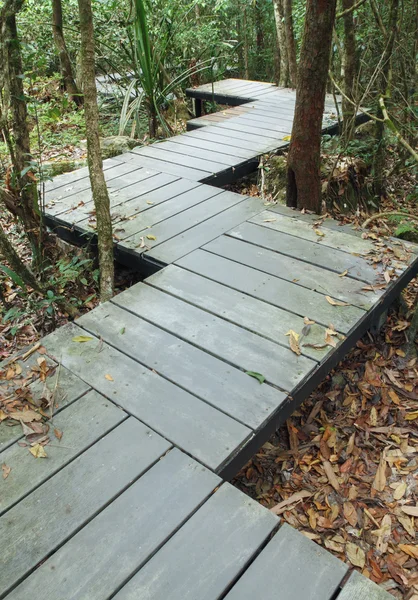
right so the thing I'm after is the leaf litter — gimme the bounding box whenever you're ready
[233,279,418,599]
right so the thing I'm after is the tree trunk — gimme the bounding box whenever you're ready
[372,0,400,200]
[255,0,264,78]
[52,0,82,106]
[286,0,337,213]
[283,0,298,87]
[77,0,114,302]
[243,7,249,79]
[0,223,41,293]
[0,0,42,265]
[273,0,290,86]
[341,0,356,141]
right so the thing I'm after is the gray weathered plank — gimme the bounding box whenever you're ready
[125,151,211,181]
[120,190,246,252]
[228,222,380,283]
[0,390,125,515]
[112,186,223,242]
[145,195,265,264]
[224,523,348,600]
[113,483,278,600]
[210,119,291,140]
[113,283,316,392]
[133,145,231,173]
[44,157,121,192]
[170,250,366,333]
[168,133,256,159]
[78,301,286,429]
[337,570,394,600]
[152,139,241,166]
[148,264,332,361]
[0,417,171,597]
[250,211,376,255]
[183,128,278,153]
[187,123,282,148]
[42,323,251,470]
[9,448,220,600]
[202,235,383,310]
[0,366,90,454]
[99,176,198,226]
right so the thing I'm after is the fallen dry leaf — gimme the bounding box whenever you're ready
[398,544,418,559]
[346,542,366,568]
[325,296,350,307]
[29,444,48,458]
[2,463,11,479]
[270,490,311,515]
[322,460,340,491]
[401,505,418,517]
[393,481,407,500]
[372,455,387,492]
[8,410,42,423]
[105,374,114,381]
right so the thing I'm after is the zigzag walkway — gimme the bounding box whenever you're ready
[0,80,412,599]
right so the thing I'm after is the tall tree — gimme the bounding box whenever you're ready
[52,0,82,106]
[341,0,357,141]
[286,0,337,212]
[283,0,298,86]
[77,0,114,301]
[273,0,290,86]
[0,0,43,265]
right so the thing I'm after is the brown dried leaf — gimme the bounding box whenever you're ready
[105,374,114,381]
[346,542,366,568]
[8,410,42,423]
[270,490,311,515]
[397,514,415,536]
[398,544,418,559]
[393,481,407,500]
[286,330,301,356]
[343,501,358,527]
[372,456,387,492]
[29,444,48,458]
[322,460,340,491]
[401,505,418,517]
[2,463,11,479]
[325,296,350,307]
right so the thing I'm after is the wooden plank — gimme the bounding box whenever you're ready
[113,483,278,600]
[222,114,294,135]
[113,283,316,392]
[202,235,383,310]
[45,162,143,209]
[105,178,201,226]
[0,366,90,454]
[183,128,279,153]
[132,145,226,174]
[167,133,256,159]
[148,264,332,361]
[9,449,220,600]
[44,157,121,192]
[210,119,291,140]
[145,195,265,264]
[250,211,376,256]
[42,323,251,470]
[171,249,366,334]
[122,152,211,181]
[48,168,163,221]
[112,185,223,241]
[224,523,348,600]
[337,570,394,600]
[153,139,241,166]
[187,123,282,149]
[78,301,286,429]
[228,222,380,283]
[0,418,171,597]
[71,173,179,226]
[120,190,245,252]
[0,390,126,515]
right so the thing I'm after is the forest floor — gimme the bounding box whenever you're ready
[1,89,417,598]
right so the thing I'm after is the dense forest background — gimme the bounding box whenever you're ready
[0,0,417,337]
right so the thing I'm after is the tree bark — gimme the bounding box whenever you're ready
[255,0,264,78]
[341,0,356,141]
[286,0,337,213]
[0,222,41,292]
[283,0,298,87]
[0,0,42,265]
[273,0,290,86]
[372,0,400,199]
[52,0,82,106]
[77,0,114,302]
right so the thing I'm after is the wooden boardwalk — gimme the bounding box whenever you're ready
[0,79,410,599]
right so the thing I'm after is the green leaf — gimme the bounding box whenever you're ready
[245,371,265,384]
[72,336,93,343]
[0,265,26,289]
[120,327,126,335]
